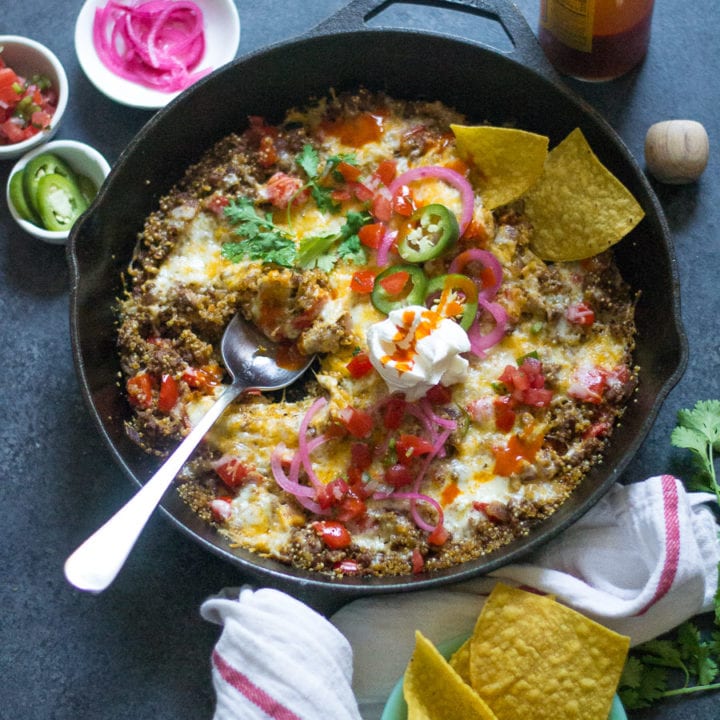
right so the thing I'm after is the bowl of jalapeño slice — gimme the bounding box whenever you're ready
[6,139,110,244]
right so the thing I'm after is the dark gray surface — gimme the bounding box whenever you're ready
[1,2,718,718]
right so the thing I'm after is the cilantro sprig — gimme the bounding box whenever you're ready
[297,210,370,271]
[618,399,720,709]
[294,144,358,216]
[222,197,297,268]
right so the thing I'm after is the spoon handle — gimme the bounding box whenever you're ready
[64,383,243,593]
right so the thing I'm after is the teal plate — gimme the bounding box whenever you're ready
[380,635,627,720]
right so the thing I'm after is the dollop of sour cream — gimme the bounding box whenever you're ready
[366,305,470,401]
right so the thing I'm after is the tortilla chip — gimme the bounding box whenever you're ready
[449,638,472,685]
[404,631,498,720]
[468,584,629,720]
[451,124,549,210]
[523,128,645,261]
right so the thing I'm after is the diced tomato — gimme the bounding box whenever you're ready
[523,387,554,407]
[346,352,374,379]
[498,357,553,408]
[0,119,28,144]
[392,184,416,217]
[257,134,278,167]
[209,497,233,522]
[313,520,352,549]
[336,493,367,523]
[411,548,425,574]
[157,374,179,413]
[374,159,397,186]
[30,109,52,130]
[334,559,360,575]
[568,366,608,404]
[264,172,305,209]
[566,301,596,326]
[383,395,407,430]
[473,500,510,524]
[316,478,348,510]
[214,456,252,489]
[379,269,410,296]
[182,364,222,391]
[350,441,373,470]
[331,188,352,202]
[358,222,385,249]
[0,67,22,105]
[206,194,230,215]
[427,523,450,546]
[385,463,414,488]
[336,161,361,182]
[426,384,452,405]
[371,192,393,222]
[583,419,613,440]
[338,406,374,438]
[350,269,376,294]
[396,434,434,464]
[349,181,374,202]
[493,395,516,433]
[126,373,153,409]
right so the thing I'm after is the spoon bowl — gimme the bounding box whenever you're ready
[64,312,314,593]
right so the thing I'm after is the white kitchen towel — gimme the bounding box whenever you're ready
[331,474,719,720]
[203,475,718,720]
[201,586,362,720]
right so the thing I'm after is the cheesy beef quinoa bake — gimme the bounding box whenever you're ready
[118,90,638,577]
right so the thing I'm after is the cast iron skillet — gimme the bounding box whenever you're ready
[67,0,687,616]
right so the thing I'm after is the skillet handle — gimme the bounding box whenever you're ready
[308,0,560,80]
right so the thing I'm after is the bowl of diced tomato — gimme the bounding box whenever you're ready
[0,36,68,160]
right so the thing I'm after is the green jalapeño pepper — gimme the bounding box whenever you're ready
[397,203,459,263]
[371,264,428,315]
[22,152,78,215]
[424,273,478,330]
[35,173,89,232]
[9,170,39,223]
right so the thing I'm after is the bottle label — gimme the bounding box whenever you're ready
[541,0,596,53]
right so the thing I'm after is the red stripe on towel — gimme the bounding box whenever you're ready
[639,474,681,614]
[212,649,303,720]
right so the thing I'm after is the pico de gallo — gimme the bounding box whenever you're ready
[0,48,56,146]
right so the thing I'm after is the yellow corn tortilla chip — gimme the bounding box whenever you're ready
[468,584,630,720]
[523,128,645,261]
[448,638,472,685]
[451,124,549,210]
[404,631,498,720]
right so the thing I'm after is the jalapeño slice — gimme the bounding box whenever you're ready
[397,203,459,262]
[35,173,89,231]
[371,265,428,314]
[9,170,38,223]
[23,152,78,215]
[424,273,478,330]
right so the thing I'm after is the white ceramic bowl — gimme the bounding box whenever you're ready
[74,0,241,110]
[0,36,69,160]
[6,139,111,245]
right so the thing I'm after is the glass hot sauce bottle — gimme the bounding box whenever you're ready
[538,0,655,81]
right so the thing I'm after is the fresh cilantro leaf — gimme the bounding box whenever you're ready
[671,399,720,501]
[336,233,367,265]
[222,197,297,268]
[310,184,338,213]
[296,234,336,269]
[619,660,668,709]
[296,144,320,179]
[296,210,371,271]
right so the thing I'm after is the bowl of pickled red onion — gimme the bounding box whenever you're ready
[74,0,240,110]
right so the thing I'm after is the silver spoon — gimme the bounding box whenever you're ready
[64,312,315,593]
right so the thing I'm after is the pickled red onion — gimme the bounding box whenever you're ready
[467,297,508,357]
[449,248,503,300]
[375,228,397,268]
[92,0,210,93]
[388,165,474,236]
